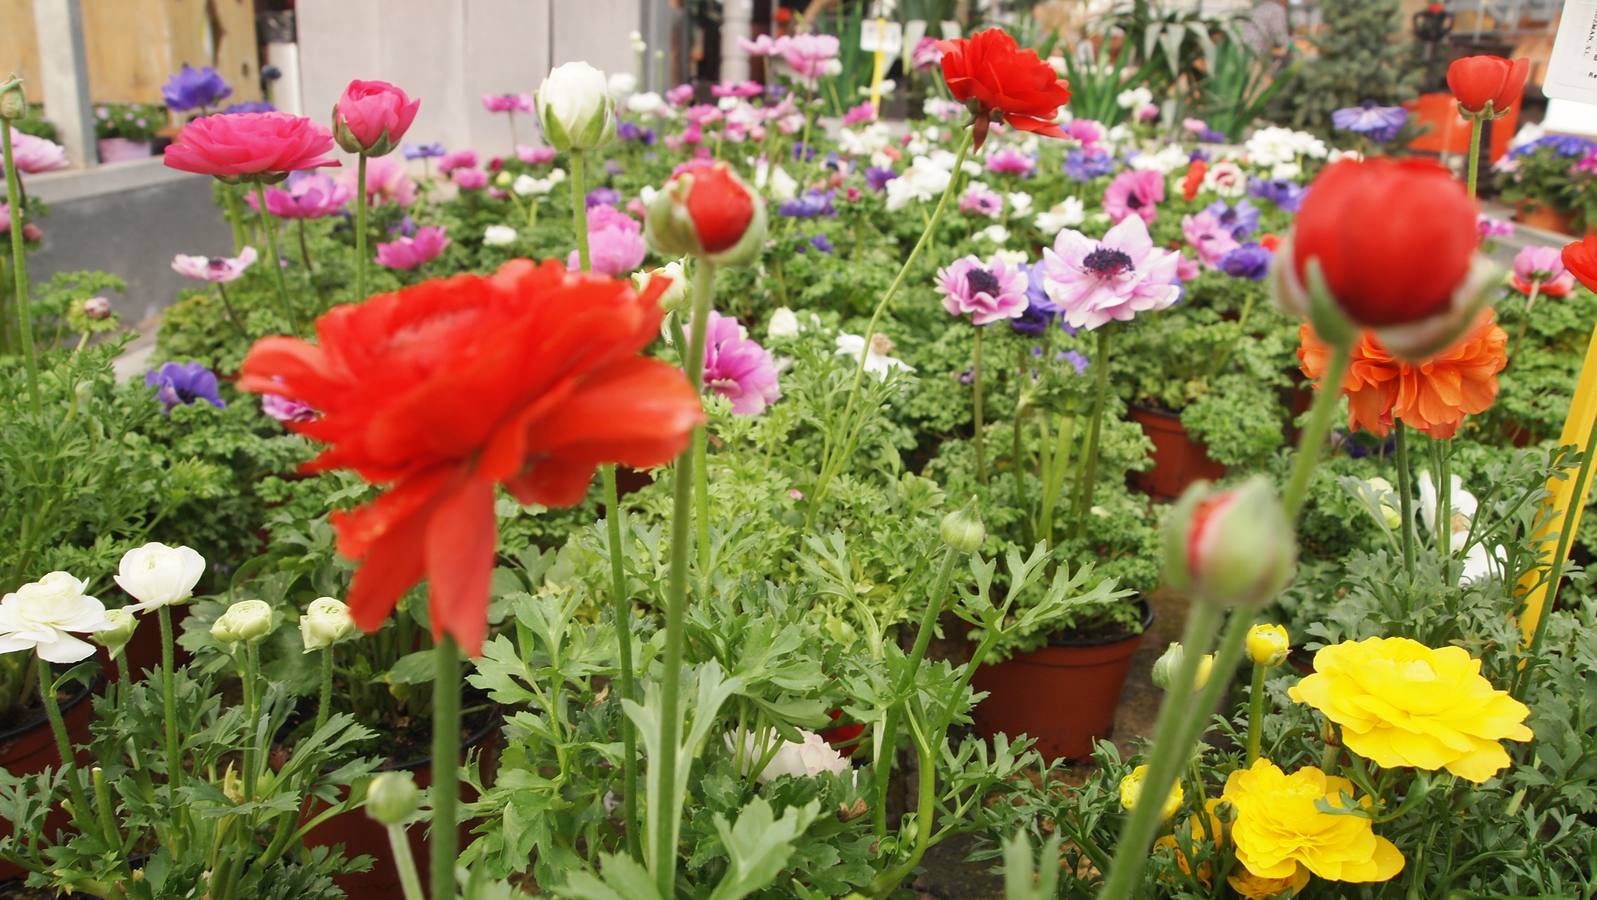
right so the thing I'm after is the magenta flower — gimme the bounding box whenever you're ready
[566,205,646,277]
[172,247,258,283]
[1181,211,1239,268]
[439,149,478,173]
[262,392,317,423]
[1477,214,1514,239]
[985,148,1036,176]
[703,310,781,415]
[1040,216,1182,331]
[245,171,352,219]
[738,35,779,57]
[842,102,876,126]
[452,167,488,191]
[1513,245,1576,297]
[666,84,696,106]
[911,36,943,71]
[936,255,1030,325]
[776,34,841,86]
[1065,119,1107,149]
[8,128,68,173]
[517,145,557,165]
[1103,169,1164,225]
[482,93,535,114]
[375,225,450,270]
[341,154,416,207]
[959,184,1004,218]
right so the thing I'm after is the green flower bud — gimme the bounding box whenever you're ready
[365,771,421,825]
[299,596,356,652]
[94,609,139,657]
[1162,477,1296,610]
[211,599,274,644]
[1150,642,1213,693]
[939,501,985,554]
[0,76,26,121]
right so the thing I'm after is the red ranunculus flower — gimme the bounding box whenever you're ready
[937,28,1070,149]
[647,160,767,266]
[1289,158,1477,327]
[1446,55,1529,117]
[1182,159,1207,202]
[164,111,341,182]
[1564,236,1597,293]
[239,260,703,654]
[333,79,420,157]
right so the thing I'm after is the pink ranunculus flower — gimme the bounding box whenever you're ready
[738,34,779,57]
[666,84,696,106]
[713,80,765,99]
[516,145,558,165]
[936,255,1030,325]
[245,171,353,219]
[375,225,450,270]
[1040,216,1182,331]
[163,112,340,182]
[1103,169,1164,225]
[342,154,417,206]
[702,310,781,415]
[959,184,1004,218]
[438,149,478,173]
[9,128,68,173]
[1065,119,1106,149]
[451,167,488,191]
[985,147,1036,176]
[566,205,646,277]
[1182,211,1239,268]
[911,36,943,71]
[262,392,317,423]
[775,34,841,86]
[482,93,534,114]
[0,203,41,241]
[1176,255,1201,283]
[172,246,259,283]
[1513,245,1576,298]
[334,79,420,156]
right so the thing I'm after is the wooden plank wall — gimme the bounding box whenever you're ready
[0,0,261,105]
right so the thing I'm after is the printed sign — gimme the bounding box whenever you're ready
[860,19,903,56]
[1545,0,1597,107]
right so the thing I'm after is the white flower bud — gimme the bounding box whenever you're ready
[299,597,356,652]
[536,62,616,152]
[211,599,273,644]
[114,543,205,613]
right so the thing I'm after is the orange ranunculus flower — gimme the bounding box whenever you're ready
[1297,311,1506,440]
[239,259,703,654]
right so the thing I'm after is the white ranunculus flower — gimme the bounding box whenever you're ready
[767,307,801,338]
[511,174,538,197]
[1270,161,1301,181]
[728,729,852,783]
[1006,192,1034,219]
[836,332,913,380]
[536,61,615,151]
[300,597,356,652]
[1130,144,1191,175]
[768,165,798,202]
[1116,86,1154,110]
[483,225,519,246]
[634,259,688,313]
[995,249,1030,267]
[627,91,664,116]
[885,157,951,211]
[1034,197,1086,237]
[607,71,637,101]
[1202,160,1247,198]
[0,572,115,663]
[115,543,205,614]
[212,599,274,645]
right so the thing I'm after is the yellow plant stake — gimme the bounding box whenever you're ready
[1518,317,1597,644]
[868,17,888,116]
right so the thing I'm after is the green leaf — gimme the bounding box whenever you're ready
[707,797,822,900]
[385,648,436,685]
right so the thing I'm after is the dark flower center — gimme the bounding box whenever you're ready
[1125,194,1143,209]
[1082,247,1134,277]
[966,268,1001,296]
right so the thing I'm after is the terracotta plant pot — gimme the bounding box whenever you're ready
[96,137,153,163]
[0,677,99,882]
[1513,201,1574,235]
[970,601,1153,762]
[1128,406,1226,500]
[302,714,500,898]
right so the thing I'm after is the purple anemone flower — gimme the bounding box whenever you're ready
[1331,102,1409,143]
[1011,262,1060,336]
[586,187,623,208]
[1065,149,1116,182]
[403,142,447,160]
[778,190,836,219]
[865,166,897,192]
[809,234,834,253]
[1203,200,1260,240]
[936,255,1030,325]
[162,65,233,112]
[1248,178,1306,212]
[222,100,275,115]
[145,362,225,412]
[1217,243,1272,281]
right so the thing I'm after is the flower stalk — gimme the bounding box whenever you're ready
[430,635,461,900]
[972,326,987,483]
[355,154,370,301]
[0,121,40,411]
[1395,423,1416,573]
[157,604,183,850]
[1069,328,1112,539]
[252,182,300,332]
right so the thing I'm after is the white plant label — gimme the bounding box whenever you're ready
[1545,0,1597,107]
[860,19,903,56]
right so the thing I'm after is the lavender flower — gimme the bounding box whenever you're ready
[162,65,233,112]
[403,142,447,160]
[1065,149,1116,182]
[222,100,275,115]
[262,393,316,423]
[617,121,657,144]
[1331,102,1409,143]
[1217,243,1272,281]
[1039,216,1182,331]
[145,362,225,412]
[809,234,835,253]
[778,190,836,219]
[864,166,897,192]
[1510,134,1597,159]
[1010,262,1060,335]
[1203,200,1260,239]
[1248,177,1305,212]
[586,187,623,208]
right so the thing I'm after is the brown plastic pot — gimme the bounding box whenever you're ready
[302,713,501,898]
[1514,201,1574,235]
[0,676,99,882]
[970,601,1153,762]
[1128,406,1226,500]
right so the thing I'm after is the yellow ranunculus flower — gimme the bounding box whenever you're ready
[1288,636,1533,783]
[1118,764,1183,821]
[1221,759,1404,884]
[1246,623,1290,667]
[1228,864,1310,899]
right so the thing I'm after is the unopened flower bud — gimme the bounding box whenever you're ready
[634,258,688,314]
[82,296,112,320]
[94,609,139,657]
[1246,623,1290,667]
[536,62,615,152]
[299,596,356,652]
[366,771,421,825]
[838,797,870,821]
[645,161,767,267]
[1117,764,1182,820]
[939,501,985,554]
[0,77,26,121]
[1150,642,1213,692]
[1162,477,1296,610]
[211,599,273,644]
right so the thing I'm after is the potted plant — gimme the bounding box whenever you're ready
[93,102,163,162]
[1494,134,1597,234]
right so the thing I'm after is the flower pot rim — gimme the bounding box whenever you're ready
[381,707,502,773]
[1045,596,1154,649]
[0,673,100,746]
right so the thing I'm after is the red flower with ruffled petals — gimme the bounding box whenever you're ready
[239,260,703,654]
[1564,236,1597,293]
[937,28,1070,149]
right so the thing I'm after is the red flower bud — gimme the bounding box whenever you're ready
[1163,478,1296,610]
[1446,55,1529,119]
[1182,160,1207,202]
[645,161,767,266]
[1563,237,1597,294]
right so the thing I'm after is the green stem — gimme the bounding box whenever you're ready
[314,647,334,736]
[1465,117,1483,201]
[253,181,300,332]
[222,185,248,253]
[1282,339,1352,519]
[1510,278,1541,365]
[1039,414,1076,547]
[810,128,973,517]
[570,151,591,270]
[1245,662,1266,765]
[91,767,123,854]
[1436,437,1453,585]
[1,125,39,412]
[1096,601,1224,900]
[694,427,711,584]
[972,326,986,483]
[355,155,369,301]
[38,672,93,837]
[602,465,642,860]
[652,259,716,895]
[1011,347,1030,544]
[1519,412,1597,698]
[1069,329,1111,538]
[868,718,937,897]
[158,604,183,850]
[388,824,427,900]
[430,636,461,900]
[296,218,325,309]
[213,282,248,338]
[1395,423,1416,574]
[873,545,960,839]
[241,642,259,805]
